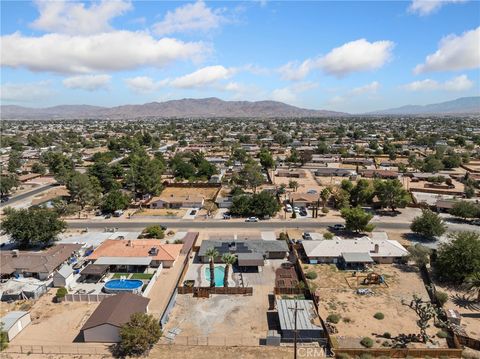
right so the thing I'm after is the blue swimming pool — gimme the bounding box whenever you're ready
[104,279,143,293]
[205,266,225,287]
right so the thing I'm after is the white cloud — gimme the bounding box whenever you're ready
[170,65,236,88]
[278,39,394,80]
[414,27,480,74]
[320,39,394,77]
[0,81,53,102]
[403,74,474,91]
[350,81,380,95]
[270,81,318,104]
[31,0,132,35]
[124,76,169,93]
[408,0,467,16]
[1,31,208,74]
[63,74,111,91]
[153,1,226,36]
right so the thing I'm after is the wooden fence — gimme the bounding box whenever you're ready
[274,287,307,296]
[334,347,463,358]
[177,286,253,296]
[457,334,480,351]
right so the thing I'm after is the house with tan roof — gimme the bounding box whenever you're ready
[148,193,205,209]
[289,192,320,208]
[88,239,183,268]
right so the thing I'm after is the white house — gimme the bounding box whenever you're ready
[0,311,31,341]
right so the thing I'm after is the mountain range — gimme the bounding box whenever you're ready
[1,96,478,119]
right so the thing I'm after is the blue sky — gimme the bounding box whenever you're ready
[1,0,479,113]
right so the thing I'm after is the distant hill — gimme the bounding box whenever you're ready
[369,96,480,115]
[0,98,346,119]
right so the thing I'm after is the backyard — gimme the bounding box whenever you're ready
[303,263,449,349]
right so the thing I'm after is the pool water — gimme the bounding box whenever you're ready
[205,266,225,287]
[104,279,143,293]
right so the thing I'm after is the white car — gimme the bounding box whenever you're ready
[285,204,293,212]
[245,217,259,222]
[293,206,300,214]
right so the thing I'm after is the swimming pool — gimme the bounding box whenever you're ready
[104,279,143,293]
[204,266,225,287]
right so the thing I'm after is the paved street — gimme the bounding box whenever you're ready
[0,184,57,208]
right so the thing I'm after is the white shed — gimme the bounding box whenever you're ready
[53,265,75,288]
[0,311,31,341]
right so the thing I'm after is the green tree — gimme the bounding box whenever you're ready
[31,162,47,175]
[408,244,432,268]
[0,174,19,197]
[143,225,165,239]
[410,209,446,239]
[288,180,299,192]
[340,206,375,233]
[0,323,8,351]
[374,179,411,211]
[88,161,120,193]
[251,191,281,217]
[101,190,131,214]
[259,148,274,169]
[126,154,164,197]
[465,272,480,302]
[350,179,374,206]
[435,231,480,283]
[230,195,252,216]
[118,313,162,357]
[422,156,443,173]
[7,150,22,173]
[206,248,220,287]
[238,163,263,193]
[449,201,479,221]
[66,172,101,213]
[196,160,217,179]
[320,187,331,209]
[221,253,236,288]
[1,208,66,248]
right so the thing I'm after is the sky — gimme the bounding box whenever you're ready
[1,0,479,113]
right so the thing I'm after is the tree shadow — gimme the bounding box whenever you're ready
[375,209,401,217]
[402,232,437,243]
[451,294,480,311]
[393,263,419,273]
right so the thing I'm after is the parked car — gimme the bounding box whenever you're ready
[190,209,197,215]
[307,189,317,194]
[293,206,300,214]
[285,204,293,212]
[223,213,231,220]
[95,210,102,216]
[329,224,346,231]
[302,232,313,240]
[471,219,480,226]
[299,208,308,216]
[245,217,259,222]
[0,196,10,203]
[104,214,112,219]
[113,210,123,217]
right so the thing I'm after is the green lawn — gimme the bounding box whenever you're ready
[111,273,131,279]
[130,273,154,280]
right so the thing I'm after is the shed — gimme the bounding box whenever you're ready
[0,311,31,341]
[277,299,323,342]
[53,264,75,288]
[81,293,150,343]
[237,253,264,267]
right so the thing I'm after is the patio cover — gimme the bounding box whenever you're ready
[94,257,152,266]
[80,264,109,276]
[341,252,374,263]
[237,252,264,267]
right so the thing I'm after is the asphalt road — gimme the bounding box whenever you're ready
[0,184,57,208]
[67,219,411,231]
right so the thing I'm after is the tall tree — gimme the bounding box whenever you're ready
[66,172,101,213]
[0,174,19,197]
[206,248,220,288]
[374,179,411,212]
[410,209,446,239]
[340,206,375,233]
[118,313,162,357]
[101,190,131,214]
[126,154,164,197]
[466,272,480,302]
[238,162,264,193]
[222,253,236,288]
[1,208,66,248]
[449,201,480,221]
[259,148,274,169]
[7,150,22,173]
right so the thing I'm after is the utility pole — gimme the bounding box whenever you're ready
[289,300,304,359]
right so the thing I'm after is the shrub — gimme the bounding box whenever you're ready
[374,312,385,320]
[436,330,449,339]
[383,332,391,339]
[435,290,449,307]
[336,354,351,359]
[279,232,288,241]
[326,313,341,324]
[359,354,374,359]
[55,287,68,299]
[323,232,334,240]
[305,271,318,280]
[360,337,374,348]
[342,317,351,323]
[144,225,165,239]
[321,207,329,214]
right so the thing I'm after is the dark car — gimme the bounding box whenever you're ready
[104,214,111,219]
[302,232,313,240]
[190,209,197,215]
[329,224,346,231]
[299,208,308,216]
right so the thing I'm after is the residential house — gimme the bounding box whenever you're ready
[148,194,205,209]
[289,192,320,208]
[0,311,31,341]
[81,293,149,343]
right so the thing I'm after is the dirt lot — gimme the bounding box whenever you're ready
[434,283,480,339]
[11,291,99,345]
[159,186,219,200]
[134,208,187,217]
[303,263,448,348]
[162,261,281,346]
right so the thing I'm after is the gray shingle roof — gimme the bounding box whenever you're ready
[198,239,288,257]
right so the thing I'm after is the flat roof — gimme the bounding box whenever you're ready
[80,264,109,276]
[341,252,374,263]
[277,299,323,331]
[94,257,152,266]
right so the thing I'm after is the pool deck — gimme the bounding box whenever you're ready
[184,262,236,287]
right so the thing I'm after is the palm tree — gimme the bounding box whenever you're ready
[205,248,219,287]
[466,272,480,302]
[320,187,331,209]
[221,253,237,288]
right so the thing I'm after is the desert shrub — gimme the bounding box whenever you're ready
[436,330,449,339]
[381,341,391,347]
[435,291,449,307]
[336,354,351,359]
[383,332,391,339]
[56,287,67,299]
[322,207,329,214]
[374,312,385,320]
[324,231,334,240]
[359,354,374,359]
[305,271,318,280]
[360,337,374,348]
[326,313,341,324]
[342,317,351,323]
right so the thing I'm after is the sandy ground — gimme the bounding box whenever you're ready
[305,263,448,348]
[134,208,187,217]
[11,291,99,345]
[434,283,480,339]
[158,187,219,200]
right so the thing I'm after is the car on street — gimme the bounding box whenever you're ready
[190,209,197,215]
[104,214,112,219]
[329,224,346,231]
[245,217,259,222]
[293,206,300,214]
[299,208,308,216]
[223,213,231,219]
[302,232,313,240]
[285,204,293,212]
